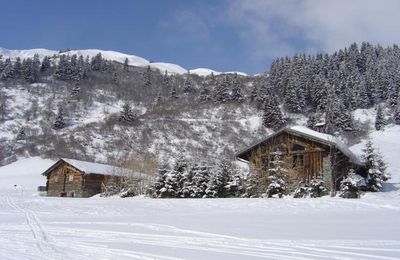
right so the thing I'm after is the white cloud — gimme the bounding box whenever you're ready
[159,10,211,45]
[226,0,400,63]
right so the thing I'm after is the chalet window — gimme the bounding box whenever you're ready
[292,144,305,152]
[68,174,74,182]
[53,175,59,182]
[292,154,304,168]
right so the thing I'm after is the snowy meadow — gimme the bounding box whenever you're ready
[1,144,400,260]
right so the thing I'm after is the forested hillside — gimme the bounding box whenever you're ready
[0,42,399,170]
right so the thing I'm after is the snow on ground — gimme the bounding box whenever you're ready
[1,124,400,259]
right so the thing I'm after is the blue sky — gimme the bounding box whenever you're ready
[1,0,400,74]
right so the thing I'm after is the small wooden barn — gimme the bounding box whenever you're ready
[42,158,136,198]
[236,126,363,193]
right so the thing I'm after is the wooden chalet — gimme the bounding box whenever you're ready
[42,158,138,198]
[236,126,363,193]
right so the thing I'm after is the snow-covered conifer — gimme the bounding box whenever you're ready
[339,169,360,198]
[191,162,211,198]
[213,76,230,102]
[375,105,386,131]
[293,182,309,198]
[53,106,65,129]
[183,73,194,94]
[262,99,285,130]
[308,178,328,198]
[362,140,388,191]
[266,151,287,198]
[230,74,244,102]
[119,102,136,124]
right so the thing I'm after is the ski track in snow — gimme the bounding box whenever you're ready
[1,193,399,260]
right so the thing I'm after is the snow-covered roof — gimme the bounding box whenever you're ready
[237,125,362,165]
[61,158,130,176]
[42,158,145,178]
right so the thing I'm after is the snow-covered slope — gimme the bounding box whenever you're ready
[0,157,55,192]
[0,47,248,76]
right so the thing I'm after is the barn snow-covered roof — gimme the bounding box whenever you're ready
[42,158,145,178]
[61,158,130,176]
[237,125,362,166]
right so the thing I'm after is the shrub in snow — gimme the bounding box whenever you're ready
[293,182,309,198]
[102,175,122,197]
[308,178,329,198]
[266,176,285,198]
[16,127,26,141]
[120,187,136,198]
[339,169,360,199]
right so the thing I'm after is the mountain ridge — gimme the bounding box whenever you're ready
[0,47,249,77]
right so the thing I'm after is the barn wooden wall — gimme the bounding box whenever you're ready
[46,162,84,197]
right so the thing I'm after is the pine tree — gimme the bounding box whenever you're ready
[153,165,168,198]
[1,59,14,80]
[362,140,387,191]
[199,85,211,102]
[123,58,129,72]
[170,85,178,99]
[308,178,329,198]
[339,169,360,198]
[162,71,170,89]
[40,56,51,72]
[118,102,136,124]
[213,76,230,102]
[191,162,211,198]
[266,151,287,198]
[244,169,262,198]
[293,182,310,198]
[91,53,104,71]
[206,160,232,198]
[13,57,22,78]
[53,106,65,129]
[183,73,194,94]
[143,66,152,88]
[262,99,285,130]
[375,105,386,130]
[230,73,244,102]
[171,155,189,197]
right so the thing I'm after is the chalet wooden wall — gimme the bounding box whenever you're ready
[248,132,354,192]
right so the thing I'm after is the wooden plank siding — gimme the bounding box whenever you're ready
[46,162,84,197]
[45,161,124,198]
[246,131,355,192]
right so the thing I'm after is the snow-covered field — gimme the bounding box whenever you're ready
[1,126,400,259]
